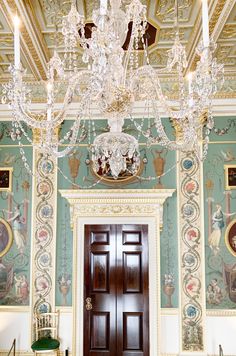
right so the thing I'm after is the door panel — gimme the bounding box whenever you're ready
[84,225,116,356]
[90,312,110,350]
[117,225,149,356]
[123,252,142,293]
[84,224,149,356]
[123,313,143,351]
[91,252,110,292]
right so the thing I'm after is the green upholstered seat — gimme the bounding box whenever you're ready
[31,337,60,351]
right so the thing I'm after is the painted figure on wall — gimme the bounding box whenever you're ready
[206,278,224,305]
[208,204,224,255]
[13,273,29,303]
[0,222,9,253]
[7,205,26,254]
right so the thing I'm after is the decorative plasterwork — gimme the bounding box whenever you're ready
[59,189,175,230]
[0,0,235,87]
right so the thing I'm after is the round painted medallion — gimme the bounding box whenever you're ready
[35,275,50,294]
[39,203,53,219]
[186,305,197,318]
[182,158,193,171]
[184,180,198,194]
[182,203,194,217]
[36,227,50,243]
[39,252,51,268]
[37,180,51,197]
[39,158,54,175]
[184,252,196,267]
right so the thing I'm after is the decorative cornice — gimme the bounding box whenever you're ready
[59,188,176,200]
[60,189,175,229]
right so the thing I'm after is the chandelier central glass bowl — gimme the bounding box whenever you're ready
[3,0,224,179]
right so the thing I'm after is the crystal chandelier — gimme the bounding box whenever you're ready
[2,0,224,179]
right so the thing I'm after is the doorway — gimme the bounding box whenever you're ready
[84,224,149,356]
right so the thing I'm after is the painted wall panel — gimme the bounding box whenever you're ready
[204,117,236,310]
[0,136,32,306]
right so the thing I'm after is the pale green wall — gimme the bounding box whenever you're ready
[0,117,235,310]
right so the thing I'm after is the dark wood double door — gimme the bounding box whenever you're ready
[84,224,149,356]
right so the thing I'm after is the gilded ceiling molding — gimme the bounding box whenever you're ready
[209,0,228,36]
[1,0,47,80]
[22,0,50,62]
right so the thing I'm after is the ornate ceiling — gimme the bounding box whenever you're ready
[0,0,236,99]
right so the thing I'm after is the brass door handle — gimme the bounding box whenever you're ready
[85,297,92,310]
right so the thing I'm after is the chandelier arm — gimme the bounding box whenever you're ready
[38,119,81,157]
[44,143,76,158]
[12,70,92,130]
[136,66,202,120]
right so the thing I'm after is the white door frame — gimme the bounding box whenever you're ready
[59,189,175,356]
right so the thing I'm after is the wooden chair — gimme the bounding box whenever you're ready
[31,311,60,355]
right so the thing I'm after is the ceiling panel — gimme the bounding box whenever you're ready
[0,0,235,99]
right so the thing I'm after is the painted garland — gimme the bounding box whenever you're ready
[32,153,57,317]
[179,151,205,352]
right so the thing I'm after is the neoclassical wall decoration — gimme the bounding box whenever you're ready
[31,151,57,320]
[178,151,205,352]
